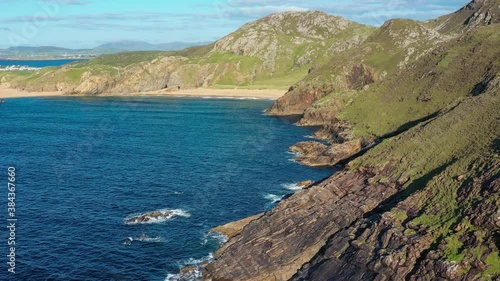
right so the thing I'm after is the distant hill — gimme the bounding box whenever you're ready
[0,41,211,59]
[2,11,376,94]
[94,40,211,52]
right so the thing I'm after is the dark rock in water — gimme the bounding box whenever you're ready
[125,210,173,224]
[122,237,134,245]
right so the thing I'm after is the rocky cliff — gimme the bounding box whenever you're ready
[199,1,500,280]
[265,18,448,117]
[429,0,500,33]
[204,64,500,281]
[3,1,498,280]
[266,3,500,168]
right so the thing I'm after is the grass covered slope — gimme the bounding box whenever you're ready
[428,0,500,33]
[341,81,500,280]
[341,24,500,139]
[205,3,500,278]
[2,11,374,95]
[266,18,447,116]
[205,70,500,281]
[278,20,499,167]
[285,86,500,281]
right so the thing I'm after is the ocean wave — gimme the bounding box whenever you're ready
[281,183,302,191]
[124,209,191,225]
[165,253,214,281]
[201,232,228,247]
[287,151,303,157]
[165,271,201,281]
[179,253,214,267]
[123,234,166,245]
[264,193,284,203]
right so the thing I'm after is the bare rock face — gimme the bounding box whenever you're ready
[212,11,357,60]
[206,157,500,281]
[463,0,500,28]
[266,83,335,116]
[210,213,265,239]
[71,72,116,95]
[266,63,376,117]
[205,171,400,281]
[433,0,500,33]
[296,180,314,189]
[290,139,362,167]
[347,64,376,90]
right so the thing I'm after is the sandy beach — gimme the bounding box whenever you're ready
[0,84,61,99]
[0,84,285,100]
[112,88,286,99]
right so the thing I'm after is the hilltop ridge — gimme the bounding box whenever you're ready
[429,0,500,33]
[0,11,374,95]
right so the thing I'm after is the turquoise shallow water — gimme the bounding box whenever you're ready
[0,97,333,280]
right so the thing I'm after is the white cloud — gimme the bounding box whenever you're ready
[216,5,309,19]
[40,0,91,5]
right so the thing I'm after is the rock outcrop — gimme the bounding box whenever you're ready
[205,170,401,281]
[290,139,362,167]
[431,0,500,33]
[205,75,500,280]
[210,213,264,239]
[202,2,500,280]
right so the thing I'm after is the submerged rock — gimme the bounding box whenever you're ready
[125,210,173,224]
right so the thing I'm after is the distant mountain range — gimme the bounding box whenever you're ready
[0,40,211,59]
[93,40,211,51]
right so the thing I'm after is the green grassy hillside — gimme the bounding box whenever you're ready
[2,11,375,95]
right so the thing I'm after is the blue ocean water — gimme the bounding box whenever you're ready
[0,59,88,68]
[0,97,333,281]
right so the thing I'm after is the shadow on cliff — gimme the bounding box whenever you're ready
[363,159,456,221]
[339,111,443,165]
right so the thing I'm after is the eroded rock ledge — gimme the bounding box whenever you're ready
[204,170,400,280]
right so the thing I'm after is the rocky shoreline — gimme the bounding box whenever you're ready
[183,1,500,279]
[2,0,498,279]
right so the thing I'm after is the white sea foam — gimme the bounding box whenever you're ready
[287,150,303,157]
[281,183,303,191]
[180,253,214,267]
[140,236,165,243]
[165,271,201,281]
[202,232,228,246]
[124,209,191,225]
[264,193,284,203]
[165,253,214,281]
[123,235,166,245]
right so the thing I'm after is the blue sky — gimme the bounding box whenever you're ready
[0,0,468,49]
